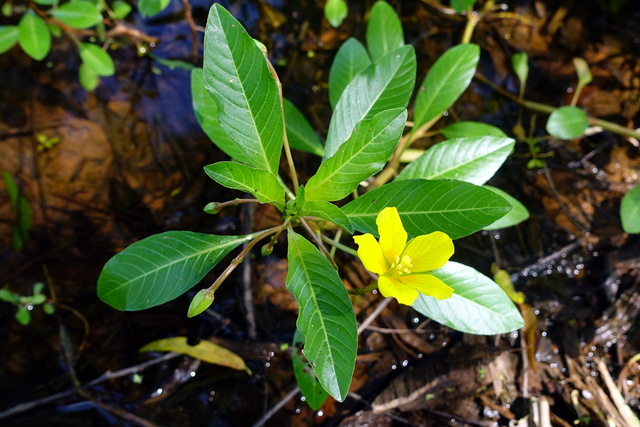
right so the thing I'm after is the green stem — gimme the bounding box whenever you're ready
[348,281,379,296]
[460,5,479,44]
[320,233,357,256]
[299,218,337,268]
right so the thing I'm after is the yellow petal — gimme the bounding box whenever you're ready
[376,207,407,266]
[399,274,454,300]
[403,231,454,272]
[378,276,419,306]
[353,233,387,274]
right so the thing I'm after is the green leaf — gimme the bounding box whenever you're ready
[0,26,18,54]
[292,329,329,410]
[328,38,371,109]
[286,232,357,402]
[324,0,348,28]
[413,262,524,334]
[546,106,588,139]
[203,161,285,206]
[33,0,58,6]
[79,43,115,76]
[482,186,529,230]
[366,0,404,62]
[112,0,132,19]
[283,99,324,157]
[512,52,529,91]
[300,201,353,233]
[203,4,283,174]
[396,137,515,185]
[140,337,250,372]
[50,1,102,29]
[138,0,171,18]
[79,62,99,90]
[440,121,507,139]
[18,11,51,61]
[325,45,416,160]
[573,57,592,94]
[0,288,16,303]
[98,231,255,310]
[342,179,512,239]
[413,43,479,132]
[307,109,407,201]
[16,307,31,325]
[450,0,477,13]
[621,184,640,233]
[3,171,31,251]
[191,68,242,160]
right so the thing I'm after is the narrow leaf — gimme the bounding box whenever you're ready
[482,186,529,230]
[512,52,529,91]
[343,179,512,239]
[621,184,640,233]
[366,0,404,62]
[300,201,353,233]
[440,121,507,139]
[324,0,348,28]
[203,4,283,174]
[324,45,416,161]
[451,0,477,13]
[79,43,115,76]
[98,231,255,310]
[50,1,103,29]
[18,11,51,61]
[293,329,329,410]
[284,99,324,156]
[203,161,285,206]
[286,232,357,402]
[412,262,524,334]
[140,337,250,373]
[546,106,588,139]
[307,109,407,201]
[138,0,171,18]
[413,44,479,132]
[396,137,515,185]
[573,57,593,92]
[328,38,371,109]
[0,26,18,54]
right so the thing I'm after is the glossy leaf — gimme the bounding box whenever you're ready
[138,0,171,18]
[293,329,329,410]
[286,232,357,402]
[440,121,507,139]
[325,45,415,160]
[482,186,529,230]
[324,0,348,27]
[413,262,524,334]
[621,184,640,233]
[366,0,404,62]
[284,99,324,156]
[112,0,132,19]
[328,38,371,109]
[140,337,250,372]
[18,11,51,61]
[203,4,283,174]
[0,26,18,54]
[204,161,285,206]
[343,179,512,239]
[79,62,99,90]
[307,109,406,201]
[50,1,103,29]
[413,43,479,132]
[451,0,477,13]
[396,137,515,185]
[191,68,241,160]
[300,201,353,233]
[79,43,115,76]
[546,106,588,139]
[98,231,255,310]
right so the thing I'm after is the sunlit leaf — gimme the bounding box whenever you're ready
[621,184,640,233]
[328,38,371,109]
[440,121,507,139]
[79,43,115,76]
[284,99,324,157]
[546,106,588,139]
[396,137,515,185]
[450,0,477,13]
[325,45,415,160]
[112,0,132,19]
[366,0,404,62]
[33,0,58,6]
[413,43,479,132]
[140,337,250,373]
[324,0,348,27]
[0,26,18,54]
[292,329,329,410]
[138,0,171,18]
[413,262,524,334]
[300,201,353,233]
[343,179,512,239]
[482,186,529,230]
[204,161,285,207]
[18,11,51,61]
[98,231,255,310]
[286,232,357,402]
[79,62,99,90]
[203,4,283,174]
[50,1,103,29]
[306,109,407,201]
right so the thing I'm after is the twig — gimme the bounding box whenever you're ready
[182,0,199,60]
[241,202,258,340]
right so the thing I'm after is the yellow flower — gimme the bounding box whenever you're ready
[353,207,454,305]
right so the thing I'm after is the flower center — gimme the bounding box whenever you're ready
[389,255,413,277]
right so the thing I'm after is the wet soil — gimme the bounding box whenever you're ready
[1,1,640,426]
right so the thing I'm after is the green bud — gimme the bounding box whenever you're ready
[187,289,215,318]
[203,202,220,215]
[261,243,273,256]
